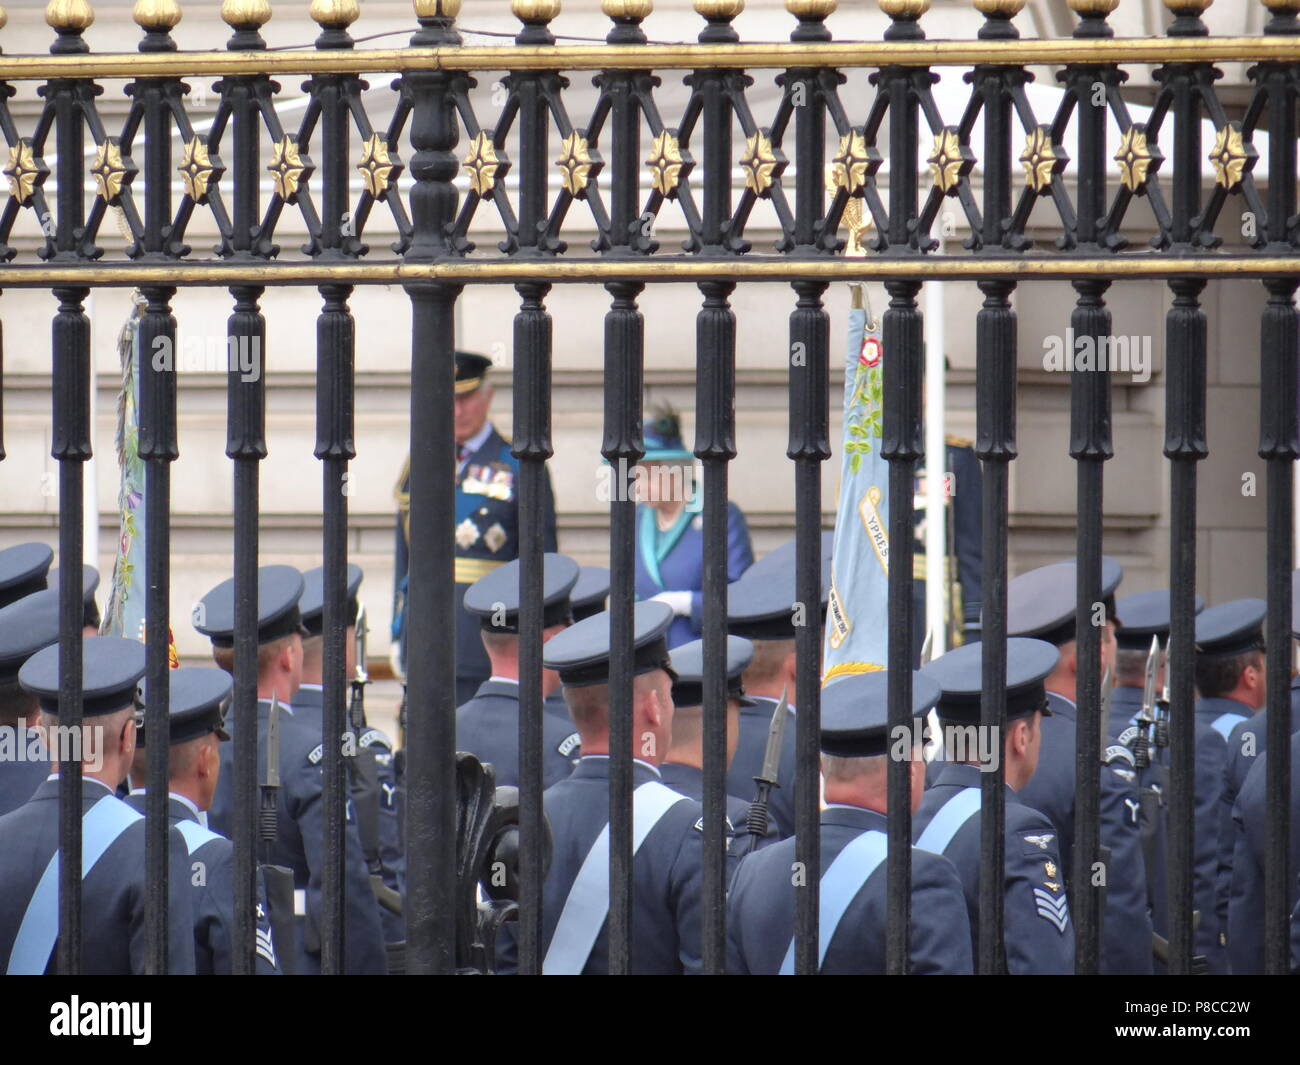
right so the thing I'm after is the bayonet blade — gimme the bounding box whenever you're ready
[919,627,934,668]
[263,695,281,790]
[1140,634,1159,719]
[756,684,789,789]
[354,601,370,686]
[1099,662,1113,726]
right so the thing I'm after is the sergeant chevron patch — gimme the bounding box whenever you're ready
[1033,886,1070,933]
[255,926,277,968]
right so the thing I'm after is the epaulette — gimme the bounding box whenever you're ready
[945,433,973,449]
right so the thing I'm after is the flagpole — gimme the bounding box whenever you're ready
[924,235,947,656]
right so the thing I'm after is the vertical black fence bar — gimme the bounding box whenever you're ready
[1257,1,1300,973]
[1062,0,1117,976]
[132,3,180,975]
[403,0,462,975]
[1160,1,1210,976]
[877,0,927,977]
[46,3,92,976]
[1260,279,1297,974]
[310,0,360,978]
[784,4,834,970]
[971,0,1023,975]
[221,2,272,976]
[599,8,650,974]
[510,0,557,977]
[692,0,743,975]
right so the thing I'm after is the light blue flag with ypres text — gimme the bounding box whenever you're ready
[823,288,889,683]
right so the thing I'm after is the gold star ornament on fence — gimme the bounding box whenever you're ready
[739,130,783,195]
[463,132,502,198]
[178,135,221,203]
[268,135,313,202]
[1209,123,1247,190]
[91,139,133,203]
[1019,126,1061,193]
[646,130,686,197]
[557,131,598,197]
[357,133,401,199]
[1114,125,1154,193]
[3,139,47,205]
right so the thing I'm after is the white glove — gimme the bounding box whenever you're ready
[649,590,693,617]
[388,642,405,683]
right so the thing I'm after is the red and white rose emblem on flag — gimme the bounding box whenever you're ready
[859,334,882,368]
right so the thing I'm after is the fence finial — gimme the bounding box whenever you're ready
[133,0,180,30]
[1067,0,1117,38]
[513,0,560,45]
[694,0,743,44]
[220,0,270,29]
[879,0,928,40]
[46,0,94,31]
[975,0,1022,38]
[787,0,836,43]
[310,0,358,29]
[603,0,651,44]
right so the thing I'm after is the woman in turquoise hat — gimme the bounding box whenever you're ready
[634,404,754,649]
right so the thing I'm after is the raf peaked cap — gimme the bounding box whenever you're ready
[571,566,611,623]
[819,670,942,759]
[0,542,54,609]
[1195,598,1267,659]
[1114,589,1205,651]
[542,600,674,688]
[922,637,1060,724]
[1005,556,1124,646]
[463,553,580,633]
[0,589,61,684]
[299,563,363,637]
[19,635,147,718]
[47,564,100,608]
[455,351,492,395]
[669,635,757,709]
[726,532,834,641]
[136,667,233,747]
[194,565,306,649]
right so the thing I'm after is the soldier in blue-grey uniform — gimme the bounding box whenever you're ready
[724,533,833,840]
[297,564,404,948]
[196,564,386,975]
[917,638,1074,973]
[392,351,559,706]
[496,601,707,975]
[0,587,61,816]
[457,553,583,788]
[662,635,775,861]
[1227,728,1300,974]
[126,667,280,974]
[1109,589,1202,964]
[727,668,972,975]
[48,563,101,635]
[571,565,610,623]
[1217,572,1300,947]
[912,434,983,660]
[1007,556,1154,975]
[0,636,195,974]
[0,542,53,610]
[633,405,753,650]
[1189,598,1267,974]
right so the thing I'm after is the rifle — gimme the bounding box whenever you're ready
[346,603,404,924]
[1131,635,1159,770]
[746,685,789,844]
[260,696,296,974]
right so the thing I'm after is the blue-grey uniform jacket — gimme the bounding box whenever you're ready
[1216,679,1300,952]
[496,756,706,975]
[0,777,195,974]
[291,684,405,944]
[0,726,48,817]
[1107,684,1171,949]
[1227,730,1300,974]
[725,695,798,839]
[393,426,559,706]
[455,679,581,790]
[658,761,775,864]
[126,791,280,975]
[1189,695,1252,974]
[1016,691,1153,974]
[726,804,973,974]
[913,763,1074,974]
[207,698,386,975]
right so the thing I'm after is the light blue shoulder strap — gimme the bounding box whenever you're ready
[542,780,689,975]
[915,786,982,855]
[175,818,223,854]
[7,794,143,975]
[779,829,888,975]
[1210,713,1243,741]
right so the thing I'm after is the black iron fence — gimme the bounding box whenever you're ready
[2,0,1297,975]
